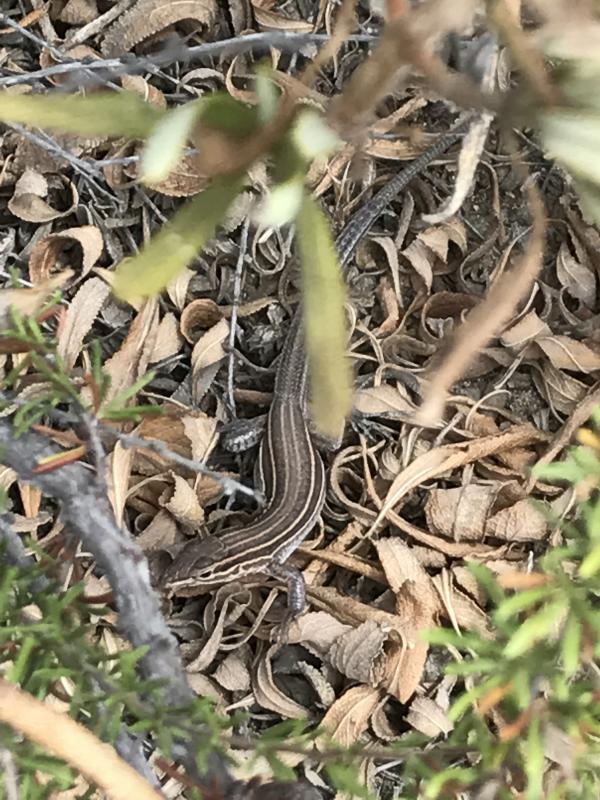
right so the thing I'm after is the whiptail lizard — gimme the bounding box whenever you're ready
[163,124,465,617]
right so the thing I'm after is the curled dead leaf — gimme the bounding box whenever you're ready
[29,225,104,285]
[8,169,78,223]
[180,299,224,344]
[101,0,218,56]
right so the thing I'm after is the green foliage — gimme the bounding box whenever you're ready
[0,552,241,796]
[404,428,600,799]
[296,194,353,437]
[112,173,247,301]
[0,311,160,432]
[0,91,165,138]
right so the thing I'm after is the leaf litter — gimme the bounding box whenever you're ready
[2,0,600,793]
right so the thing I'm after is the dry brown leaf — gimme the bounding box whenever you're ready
[485,499,547,542]
[401,238,435,292]
[253,644,308,718]
[146,153,210,197]
[148,312,182,364]
[180,299,224,344]
[375,276,400,336]
[425,484,497,542]
[56,277,110,371]
[135,509,178,551]
[368,426,542,538]
[406,696,453,737]
[135,409,217,469]
[213,647,251,692]
[182,414,218,464]
[101,0,218,56]
[535,335,600,373]
[0,271,74,332]
[185,586,253,672]
[160,474,204,526]
[286,611,351,651]
[319,685,381,747]
[191,317,229,403]
[556,241,596,307]
[8,169,78,223]
[18,483,42,518]
[29,225,104,286]
[59,0,99,24]
[500,309,551,350]
[536,361,587,415]
[99,299,159,405]
[353,384,416,418]
[166,267,194,311]
[108,439,134,526]
[120,74,167,109]
[328,620,389,685]
[375,538,438,701]
[432,576,491,636]
[253,7,313,31]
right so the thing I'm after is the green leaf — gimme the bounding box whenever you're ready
[296,193,352,438]
[532,458,585,484]
[255,65,280,124]
[0,90,164,138]
[292,109,340,160]
[255,174,304,227]
[504,600,566,659]
[141,100,204,184]
[561,614,582,677]
[525,714,544,800]
[325,763,371,799]
[540,110,600,185]
[113,173,246,301]
[494,587,554,623]
[580,542,600,578]
[424,766,478,798]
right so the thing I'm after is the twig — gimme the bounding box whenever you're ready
[0,512,158,786]
[0,14,121,92]
[0,391,262,502]
[0,680,163,800]
[6,123,118,202]
[111,427,264,504]
[0,32,376,88]
[0,418,234,792]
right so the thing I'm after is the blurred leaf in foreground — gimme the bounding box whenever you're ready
[113,174,246,302]
[296,194,352,438]
[0,91,165,138]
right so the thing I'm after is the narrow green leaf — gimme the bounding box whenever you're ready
[113,174,246,301]
[325,763,371,799]
[494,587,554,623]
[255,174,304,227]
[525,714,544,800]
[504,600,566,659]
[424,766,478,799]
[561,614,582,677]
[292,109,340,160]
[541,110,600,185]
[296,193,352,438]
[141,100,204,184]
[0,91,165,138]
[580,542,600,578]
